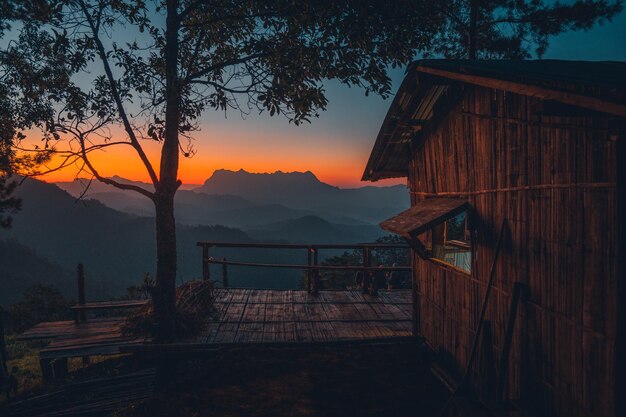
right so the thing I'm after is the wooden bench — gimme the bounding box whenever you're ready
[20,300,149,382]
[71,299,149,323]
[19,316,148,382]
[16,265,151,382]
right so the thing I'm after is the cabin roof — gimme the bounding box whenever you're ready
[362,59,626,181]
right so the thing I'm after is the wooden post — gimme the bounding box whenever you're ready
[222,257,229,288]
[77,264,86,323]
[311,248,319,294]
[40,358,53,383]
[51,358,68,380]
[0,306,8,379]
[306,248,313,293]
[370,265,379,296]
[361,248,370,294]
[202,245,210,281]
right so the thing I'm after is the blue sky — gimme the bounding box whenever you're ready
[191,7,626,187]
[28,3,626,188]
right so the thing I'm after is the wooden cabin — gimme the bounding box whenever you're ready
[362,60,626,417]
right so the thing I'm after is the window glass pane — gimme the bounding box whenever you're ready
[424,211,471,273]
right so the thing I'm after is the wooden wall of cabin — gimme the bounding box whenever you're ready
[408,85,618,417]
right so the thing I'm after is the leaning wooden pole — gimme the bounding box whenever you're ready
[497,282,528,401]
[436,219,507,417]
[461,219,507,388]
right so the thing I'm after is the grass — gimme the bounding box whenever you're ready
[1,335,129,404]
[1,335,46,401]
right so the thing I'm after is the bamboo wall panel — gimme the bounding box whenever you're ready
[408,86,618,417]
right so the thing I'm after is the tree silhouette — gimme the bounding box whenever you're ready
[430,0,622,59]
[4,0,442,339]
[1,0,61,228]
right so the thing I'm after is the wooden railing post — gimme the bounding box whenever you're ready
[77,264,86,323]
[370,265,379,296]
[311,247,319,294]
[222,257,229,288]
[202,245,210,281]
[306,248,313,293]
[361,247,371,294]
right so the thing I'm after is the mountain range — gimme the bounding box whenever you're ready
[1,172,408,302]
[0,178,252,302]
[55,169,408,228]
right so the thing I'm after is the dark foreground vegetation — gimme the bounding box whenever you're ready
[2,340,450,417]
[116,343,448,417]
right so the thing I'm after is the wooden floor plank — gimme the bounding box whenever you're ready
[22,288,413,360]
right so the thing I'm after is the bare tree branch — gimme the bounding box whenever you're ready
[76,131,155,200]
[184,52,271,83]
[78,0,160,187]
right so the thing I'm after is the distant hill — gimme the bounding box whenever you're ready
[3,178,254,298]
[246,215,385,243]
[6,178,383,295]
[55,176,198,195]
[0,240,75,304]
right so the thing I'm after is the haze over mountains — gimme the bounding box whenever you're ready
[1,171,408,303]
[55,169,408,229]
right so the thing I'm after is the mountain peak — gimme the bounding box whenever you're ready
[206,168,319,182]
[196,168,336,205]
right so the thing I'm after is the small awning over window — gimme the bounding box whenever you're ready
[380,198,468,239]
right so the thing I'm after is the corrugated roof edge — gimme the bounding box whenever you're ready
[362,59,626,182]
[361,64,420,182]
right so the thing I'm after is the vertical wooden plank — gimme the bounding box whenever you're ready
[77,264,86,323]
[202,245,210,282]
[222,258,229,288]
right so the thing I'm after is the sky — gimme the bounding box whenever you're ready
[37,6,626,189]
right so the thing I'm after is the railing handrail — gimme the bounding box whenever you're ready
[205,257,411,271]
[198,241,411,294]
[196,241,409,250]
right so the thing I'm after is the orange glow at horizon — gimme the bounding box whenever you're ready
[31,125,406,189]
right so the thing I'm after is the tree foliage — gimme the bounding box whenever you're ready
[312,235,410,290]
[2,0,442,338]
[430,0,622,59]
[1,0,62,228]
[4,284,70,334]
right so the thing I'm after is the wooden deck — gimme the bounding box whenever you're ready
[19,288,413,371]
[197,288,413,344]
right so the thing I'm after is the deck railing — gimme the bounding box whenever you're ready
[196,242,411,295]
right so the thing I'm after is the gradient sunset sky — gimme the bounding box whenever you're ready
[39,9,626,188]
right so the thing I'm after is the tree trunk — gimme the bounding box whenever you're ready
[468,0,478,59]
[152,0,180,342]
[153,192,177,341]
